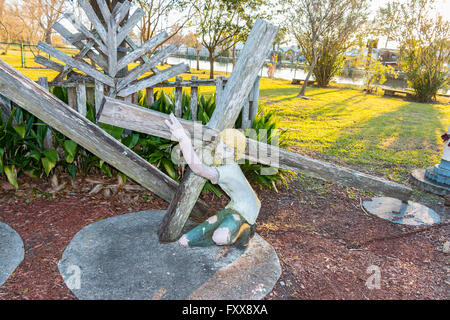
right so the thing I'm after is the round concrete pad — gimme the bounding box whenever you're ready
[0,221,24,287]
[58,210,281,300]
[362,197,440,226]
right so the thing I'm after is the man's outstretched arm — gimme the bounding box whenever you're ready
[165,113,219,183]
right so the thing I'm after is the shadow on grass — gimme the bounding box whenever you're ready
[261,87,342,106]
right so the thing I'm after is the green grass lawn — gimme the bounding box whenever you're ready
[3,56,449,185]
[259,81,450,183]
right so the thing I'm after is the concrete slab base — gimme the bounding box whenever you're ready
[0,221,24,287]
[58,210,281,300]
[362,197,441,226]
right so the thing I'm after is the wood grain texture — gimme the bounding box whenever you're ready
[37,41,115,87]
[117,63,189,97]
[52,22,108,70]
[190,76,198,121]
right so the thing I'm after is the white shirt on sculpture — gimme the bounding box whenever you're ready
[212,162,261,225]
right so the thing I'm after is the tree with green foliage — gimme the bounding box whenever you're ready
[193,0,266,79]
[376,0,449,102]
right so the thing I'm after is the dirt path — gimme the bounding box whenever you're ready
[0,175,448,300]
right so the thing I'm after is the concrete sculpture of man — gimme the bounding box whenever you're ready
[165,113,261,248]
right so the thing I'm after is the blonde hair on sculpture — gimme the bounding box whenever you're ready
[219,128,247,161]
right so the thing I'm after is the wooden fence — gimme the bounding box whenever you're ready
[8,75,261,130]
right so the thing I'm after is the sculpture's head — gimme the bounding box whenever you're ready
[214,128,247,166]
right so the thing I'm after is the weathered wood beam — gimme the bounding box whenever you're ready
[54,40,95,83]
[37,77,55,149]
[190,76,199,121]
[117,63,189,97]
[79,0,108,44]
[34,55,65,73]
[76,81,87,116]
[112,0,131,24]
[0,93,11,121]
[64,13,108,55]
[116,43,178,91]
[157,19,279,242]
[95,0,112,23]
[98,97,413,202]
[37,41,115,87]
[52,22,108,70]
[116,8,145,44]
[174,77,183,117]
[95,80,104,114]
[107,15,118,77]
[0,58,209,220]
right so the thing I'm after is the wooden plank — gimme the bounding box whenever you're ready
[98,97,218,142]
[117,63,189,97]
[54,40,95,83]
[107,15,118,77]
[116,43,178,91]
[249,76,261,126]
[52,22,108,70]
[174,77,183,117]
[0,93,11,121]
[241,98,250,129]
[116,31,168,71]
[215,76,225,110]
[37,41,115,87]
[95,80,104,114]
[98,97,413,202]
[37,77,54,149]
[76,82,87,116]
[146,87,154,107]
[0,58,209,219]
[190,76,198,121]
[67,87,77,110]
[116,8,145,44]
[95,0,111,22]
[158,19,279,242]
[132,93,138,105]
[64,12,108,55]
[112,0,131,24]
[87,86,95,106]
[78,0,108,44]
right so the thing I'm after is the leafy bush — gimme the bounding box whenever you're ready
[0,88,291,194]
[399,39,449,102]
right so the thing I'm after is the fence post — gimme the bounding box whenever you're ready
[190,76,198,121]
[20,43,25,68]
[174,76,183,117]
[37,77,55,149]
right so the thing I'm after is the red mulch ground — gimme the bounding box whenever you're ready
[0,173,448,300]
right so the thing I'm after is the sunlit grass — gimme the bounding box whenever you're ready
[1,50,449,183]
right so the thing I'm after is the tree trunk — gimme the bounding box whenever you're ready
[298,52,318,97]
[44,29,52,45]
[209,51,215,79]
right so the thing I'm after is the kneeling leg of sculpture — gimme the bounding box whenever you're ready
[179,210,254,248]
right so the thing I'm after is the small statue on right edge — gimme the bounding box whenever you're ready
[165,114,261,248]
